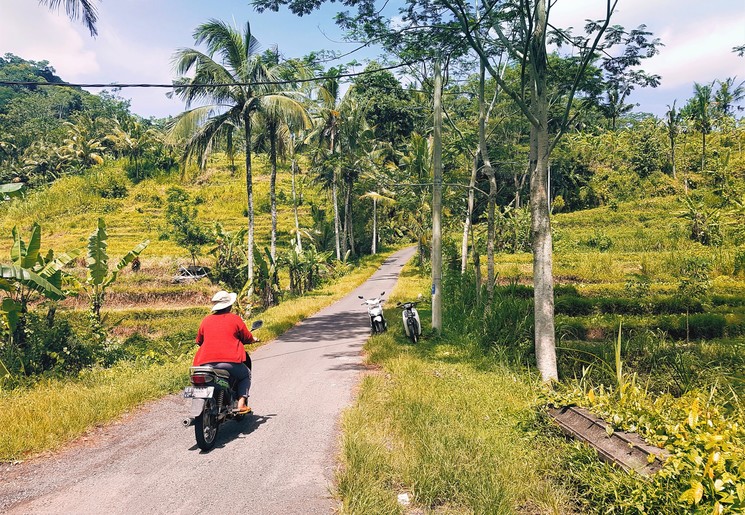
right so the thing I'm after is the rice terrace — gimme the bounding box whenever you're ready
[0,1,743,513]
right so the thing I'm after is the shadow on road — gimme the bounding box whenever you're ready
[190,412,276,454]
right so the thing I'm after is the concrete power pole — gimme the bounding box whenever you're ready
[432,57,443,333]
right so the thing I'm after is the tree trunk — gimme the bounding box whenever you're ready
[372,197,377,254]
[477,59,496,297]
[670,134,677,179]
[431,57,443,332]
[244,113,255,299]
[529,0,558,382]
[291,155,302,251]
[331,135,341,260]
[333,175,342,259]
[345,176,356,255]
[270,131,278,261]
[461,147,479,274]
[701,132,706,172]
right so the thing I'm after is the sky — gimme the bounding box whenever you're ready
[0,0,743,119]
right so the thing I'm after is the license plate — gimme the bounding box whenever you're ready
[183,386,214,399]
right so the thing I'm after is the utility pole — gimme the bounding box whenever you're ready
[432,57,443,333]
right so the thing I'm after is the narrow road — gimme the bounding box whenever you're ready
[0,246,416,515]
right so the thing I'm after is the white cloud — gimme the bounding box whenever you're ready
[0,0,99,76]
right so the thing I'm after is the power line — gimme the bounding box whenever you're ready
[0,60,422,90]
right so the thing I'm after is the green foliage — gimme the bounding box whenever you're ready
[164,186,212,265]
[548,382,745,514]
[584,228,614,251]
[679,196,723,246]
[443,270,533,361]
[207,223,248,291]
[85,218,149,324]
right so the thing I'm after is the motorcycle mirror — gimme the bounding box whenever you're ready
[251,320,263,331]
[381,292,385,296]
[358,295,364,299]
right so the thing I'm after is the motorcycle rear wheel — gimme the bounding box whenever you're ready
[408,319,418,344]
[195,398,219,451]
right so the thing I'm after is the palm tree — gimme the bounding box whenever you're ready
[170,20,301,298]
[684,82,715,172]
[105,120,162,181]
[252,51,310,260]
[308,68,344,259]
[714,77,745,117]
[665,101,681,179]
[39,0,99,36]
[336,96,373,257]
[359,190,395,254]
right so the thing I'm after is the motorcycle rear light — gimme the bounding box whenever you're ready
[191,374,213,385]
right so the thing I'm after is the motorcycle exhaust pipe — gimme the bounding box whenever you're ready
[182,417,195,427]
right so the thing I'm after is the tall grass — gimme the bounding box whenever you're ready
[0,359,187,460]
[336,266,570,514]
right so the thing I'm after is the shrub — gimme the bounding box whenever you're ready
[555,318,588,340]
[555,284,580,297]
[687,313,727,339]
[657,314,727,340]
[18,314,98,375]
[555,296,594,316]
[87,167,129,199]
[596,296,645,315]
[733,248,745,276]
[653,296,704,314]
[584,229,613,251]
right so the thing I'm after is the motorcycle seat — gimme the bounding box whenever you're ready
[190,366,231,379]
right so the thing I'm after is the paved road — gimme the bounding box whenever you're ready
[0,246,416,515]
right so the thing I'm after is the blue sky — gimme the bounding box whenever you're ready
[0,0,743,119]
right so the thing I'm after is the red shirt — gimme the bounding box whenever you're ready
[193,313,254,366]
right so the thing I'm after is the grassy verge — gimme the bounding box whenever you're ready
[0,250,395,462]
[335,266,570,514]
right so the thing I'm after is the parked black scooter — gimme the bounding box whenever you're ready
[183,320,262,451]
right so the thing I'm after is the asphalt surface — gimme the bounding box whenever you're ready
[0,246,416,515]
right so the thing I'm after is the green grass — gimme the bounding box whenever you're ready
[335,266,570,514]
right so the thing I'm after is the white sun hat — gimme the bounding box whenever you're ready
[211,290,238,311]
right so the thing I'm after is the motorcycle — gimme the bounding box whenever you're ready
[397,298,422,344]
[359,292,387,334]
[183,320,263,451]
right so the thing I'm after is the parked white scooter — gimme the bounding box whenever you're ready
[359,292,387,334]
[397,295,422,343]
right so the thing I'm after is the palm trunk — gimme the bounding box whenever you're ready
[244,113,255,299]
[530,0,558,382]
[331,135,341,260]
[372,197,377,254]
[701,132,706,172]
[343,177,355,256]
[270,131,278,261]
[291,154,302,251]
[670,133,677,179]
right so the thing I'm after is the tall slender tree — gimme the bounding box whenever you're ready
[683,82,715,172]
[170,20,303,298]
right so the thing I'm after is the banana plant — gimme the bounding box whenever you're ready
[0,222,80,344]
[86,218,149,323]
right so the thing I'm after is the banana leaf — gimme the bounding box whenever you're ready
[0,264,64,300]
[103,239,150,287]
[87,218,109,286]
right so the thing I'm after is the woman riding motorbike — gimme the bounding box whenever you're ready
[194,290,256,414]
